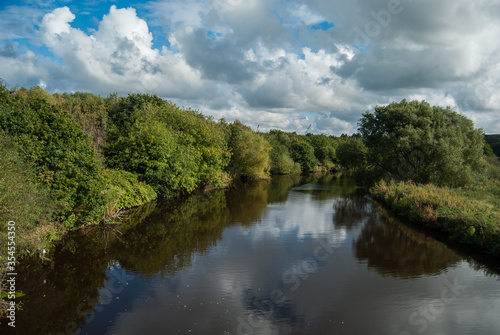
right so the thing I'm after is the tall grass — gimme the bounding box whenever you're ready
[370,179,500,256]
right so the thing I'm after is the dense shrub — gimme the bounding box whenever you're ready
[268,143,300,174]
[336,137,367,171]
[306,133,337,166]
[0,84,106,223]
[291,138,318,172]
[60,92,109,160]
[371,180,500,256]
[0,132,60,243]
[359,100,487,187]
[102,169,157,220]
[105,95,231,197]
[227,121,271,180]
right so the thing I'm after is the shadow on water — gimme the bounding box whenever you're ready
[336,194,500,279]
[353,205,463,278]
[3,175,500,335]
[3,175,306,334]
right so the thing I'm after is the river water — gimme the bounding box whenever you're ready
[2,175,500,335]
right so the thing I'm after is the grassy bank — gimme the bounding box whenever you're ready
[370,179,500,257]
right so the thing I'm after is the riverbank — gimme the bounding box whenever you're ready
[370,179,500,257]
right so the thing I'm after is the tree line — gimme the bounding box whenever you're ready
[1,82,498,260]
[0,83,353,231]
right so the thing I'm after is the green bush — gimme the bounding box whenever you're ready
[269,143,298,174]
[0,131,63,285]
[60,92,109,160]
[305,133,337,166]
[103,169,157,215]
[106,95,231,197]
[227,121,271,180]
[359,100,487,187]
[336,137,367,171]
[0,84,106,223]
[371,180,500,256]
[291,139,318,172]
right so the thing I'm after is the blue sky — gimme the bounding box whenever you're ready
[1,0,499,134]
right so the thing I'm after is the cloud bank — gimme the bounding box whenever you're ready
[0,0,499,134]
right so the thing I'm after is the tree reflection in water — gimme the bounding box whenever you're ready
[6,176,499,335]
[353,205,462,278]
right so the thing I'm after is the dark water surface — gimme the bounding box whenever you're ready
[2,175,500,335]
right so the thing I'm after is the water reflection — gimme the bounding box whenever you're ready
[3,176,500,335]
[291,175,357,201]
[112,190,231,275]
[266,174,301,204]
[353,205,462,278]
[226,180,270,225]
[332,195,371,230]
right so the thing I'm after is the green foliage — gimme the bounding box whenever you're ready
[336,137,367,171]
[371,180,500,256]
[106,94,231,197]
[60,92,109,160]
[483,140,496,157]
[267,142,299,175]
[359,100,487,187]
[103,169,157,212]
[106,110,196,196]
[227,121,271,180]
[0,131,62,296]
[485,156,500,181]
[0,132,57,228]
[0,84,106,223]
[265,130,297,174]
[263,129,341,175]
[305,133,337,165]
[485,134,500,157]
[272,150,301,174]
[291,138,318,172]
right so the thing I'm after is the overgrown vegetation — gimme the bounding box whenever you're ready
[225,121,271,180]
[370,179,500,256]
[0,81,342,265]
[2,82,499,315]
[485,134,500,157]
[105,94,231,197]
[358,100,487,187]
[357,100,500,256]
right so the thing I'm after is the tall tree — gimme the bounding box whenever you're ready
[358,100,486,187]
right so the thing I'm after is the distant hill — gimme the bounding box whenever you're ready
[485,135,500,157]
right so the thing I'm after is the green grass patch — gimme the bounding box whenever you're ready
[370,179,500,256]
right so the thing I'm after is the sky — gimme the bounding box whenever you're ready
[0,0,499,135]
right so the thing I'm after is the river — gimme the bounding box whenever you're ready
[2,174,500,335]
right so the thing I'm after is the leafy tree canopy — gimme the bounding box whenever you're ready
[358,99,486,187]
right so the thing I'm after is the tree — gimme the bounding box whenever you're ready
[227,121,271,180]
[336,137,367,171]
[291,138,318,173]
[358,100,486,187]
[0,84,106,222]
[105,95,231,197]
[485,135,500,157]
[265,130,300,174]
[306,133,337,165]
